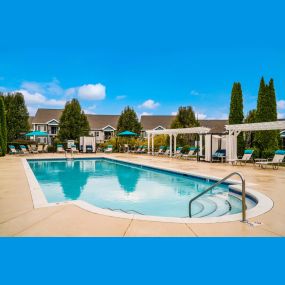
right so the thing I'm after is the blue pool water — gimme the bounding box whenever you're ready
[28,158,256,218]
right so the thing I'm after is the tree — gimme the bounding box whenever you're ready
[171,106,199,145]
[58,99,90,141]
[1,92,30,141]
[254,77,278,155]
[0,97,7,156]
[228,82,244,155]
[117,106,142,134]
[244,109,256,148]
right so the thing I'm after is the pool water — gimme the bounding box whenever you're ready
[28,158,256,218]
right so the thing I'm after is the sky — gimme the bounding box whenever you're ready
[0,0,284,119]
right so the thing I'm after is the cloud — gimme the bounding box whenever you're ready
[171,111,177,116]
[78,83,106,100]
[190,90,200,96]
[83,104,96,114]
[18,89,66,108]
[116,95,126,100]
[195,112,207,120]
[277,100,285,110]
[278,112,285,119]
[139,99,160,109]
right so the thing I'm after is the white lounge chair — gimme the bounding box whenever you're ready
[20,145,29,155]
[255,150,285,170]
[229,149,254,165]
[155,146,165,155]
[71,144,79,154]
[182,147,197,159]
[37,144,44,153]
[164,147,170,156]
[174,147,183,158]
[57,144,65,153]
[8,145,18,155]
[104,145,113,153]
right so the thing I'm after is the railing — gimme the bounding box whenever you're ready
[189,172,246,222]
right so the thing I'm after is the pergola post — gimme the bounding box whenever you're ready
[169,134,173,157]
[173,134,177,155]
[147,133,150,154]
[151,134,154,155]
[199,134,203,156]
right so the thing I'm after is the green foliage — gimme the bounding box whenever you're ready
[229,82,244,156]
[171,106,199,145]
[0,92,30,141]
[58,99,90,141]
[254,77,279,155]
[244,109,256,148]
[117,106,142,134]
[0,97,7,156]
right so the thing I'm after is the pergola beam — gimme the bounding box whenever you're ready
[146,127,211,135]
[225,121,285,132]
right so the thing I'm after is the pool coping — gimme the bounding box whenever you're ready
[21,157,274,224]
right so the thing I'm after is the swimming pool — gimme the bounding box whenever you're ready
[27,158,257,219]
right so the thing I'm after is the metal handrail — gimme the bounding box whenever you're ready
[189,172,246,222]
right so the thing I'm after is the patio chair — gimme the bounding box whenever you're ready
[174,147,183,158]
[163,147,170,156]
[57,144,65,153]
[19,145,29,155]
[71,144,79,154]
[37,144,44,153]
[255,150,285,170]
[8,145,18,155]
[133,146,142,153]
[86,145,93,153]
[138,146,147,154]
[155,146,165,155]
[43,145,48,153]
[229,149,254,165]
[104,145,113,153]
[212,149,226,162]
[29,145,39,154]
[182,147,197,159]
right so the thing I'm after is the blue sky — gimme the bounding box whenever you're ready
[0,0,284,119]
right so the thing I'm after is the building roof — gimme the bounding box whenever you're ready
[87,115,120,130]
[33,108,63,124]
[28,116,34,126]
[141,115,228,133]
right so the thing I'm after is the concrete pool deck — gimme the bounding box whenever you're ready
[0,153,284,237]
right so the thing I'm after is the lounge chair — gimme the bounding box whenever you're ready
[8,145,18,155]
[155,146,165,155]
[174,147,183,158]
[57,144,65,153]
[133,146,142,153]
[255,150,285,170]
[43,145,48,153]
[182,147,197,159]
[86,145,93,153]
[138,146,147,154]
[104,145,113,153]
[37,144,44,153]
[229,149,254,165]
[71,144,79,154]
[212,149,226,162]
[163,147,170,156]
[19,145,29,155]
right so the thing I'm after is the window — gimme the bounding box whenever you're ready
[95,132,100,137]
[51,126,57,135]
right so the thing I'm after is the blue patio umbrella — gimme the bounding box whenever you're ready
[25,131,48,137]
[117,130,138,137]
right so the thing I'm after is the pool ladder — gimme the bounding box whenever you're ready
[188,172,247,222]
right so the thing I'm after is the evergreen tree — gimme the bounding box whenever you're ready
[58,99,90,141]
[117,106,142,134]
[228,82,244,155]
[1,92,30,141]
[170,106,199,145]
[244,109,256,148]
[0,97,7,156]
[254,77,278,155]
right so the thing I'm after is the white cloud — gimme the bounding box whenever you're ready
[195,112,207,120]
[65,87,76,96]
[21,79,64,96]
[141,112,152,116]
[278,112,285,119]
[277,100,285,110]
[116,95,126,100]
[171,111,177,116]
[78,83,106,100]
[190,90,200,96]
[139,99,160,109]
[18,89,66,108]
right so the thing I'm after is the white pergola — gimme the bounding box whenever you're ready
[225,120,285,161]
[146,127,211,156]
